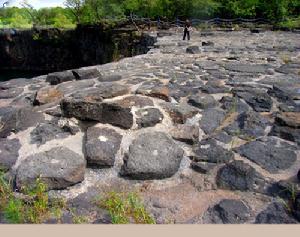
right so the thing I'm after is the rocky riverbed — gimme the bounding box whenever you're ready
[0,29,300,224]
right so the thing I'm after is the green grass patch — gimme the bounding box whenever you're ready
[0,170,65,224]
[98,191,156,224]
[278,17,300,30]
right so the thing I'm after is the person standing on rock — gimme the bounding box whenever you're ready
[183,19,192,41]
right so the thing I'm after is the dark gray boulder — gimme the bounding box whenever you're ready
[223,111,269,139]
[136,108,164,128]
[30,120,79,146]
[188,94,217,109]
[234,90,273,112]
[186,46,200,54]
[72,68,102,80]
[192,138,234,164]
[0,107,44,138]
[100,102,134,129]
[235,137,297,173]
[46,71,76,85]
[217,160,266,192]
[220,96,250,113]
[199,108,226,134]
[16,147,86,191]
[255,202,298,224]
[203,199,251,224]
[60,98,103,121]
[0,138,21,171]
[85,127,122,167]
[121,132,184,179]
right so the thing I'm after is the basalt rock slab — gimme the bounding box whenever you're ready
[72,68,102,80]
[217,160,266,193]
[136,108,164,128]
[223,111,269,139]
[235,137,297,173]
[188,94,217,110]
[30,119,79,146]
[234,90,273,112]
[61,98,134,129]
[16,147,86,191]
[269,125,300,145]
[220,96,250,113]
[203,199,251,224]
[85,127,122,167]
[186,46,200,54]
[255,202,298,224]
[0,107,44,138]
[120,132,184,179]
[192,138,234,164]
[60,98,103,121]
[46,71,76,85]
[0,138,21,171]
[199,108,226,134]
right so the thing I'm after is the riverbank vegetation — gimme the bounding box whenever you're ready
[0,0,299,29]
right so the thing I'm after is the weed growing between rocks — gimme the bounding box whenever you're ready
[0,170,66,224]
[97,191,156,224]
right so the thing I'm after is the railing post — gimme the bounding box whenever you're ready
[157,17,160,28]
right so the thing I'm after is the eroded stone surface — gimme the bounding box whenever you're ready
[121,132,184,179]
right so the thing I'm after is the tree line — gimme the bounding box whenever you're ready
[0,0,299,28]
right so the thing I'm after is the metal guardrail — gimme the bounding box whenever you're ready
[125,14,272,30]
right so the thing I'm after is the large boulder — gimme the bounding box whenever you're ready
[61,98,134,129]
[235,137,297,173]
[16,147,86,191]
[85,127,122,167]
[0,138,21,171]
[121,132,184,179]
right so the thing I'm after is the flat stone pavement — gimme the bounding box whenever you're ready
[0,29,300,224]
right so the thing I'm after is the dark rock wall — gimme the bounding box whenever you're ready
[0,26,156,71]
